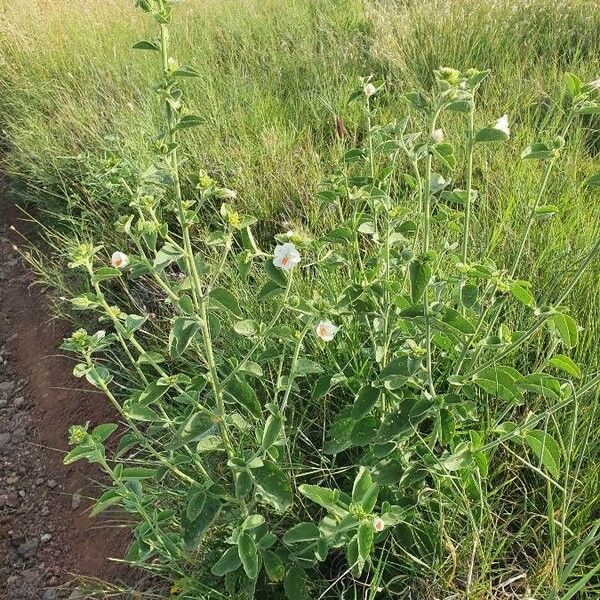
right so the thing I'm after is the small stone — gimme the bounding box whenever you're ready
[43,590,59,600]
[71,489,83,510]
[12,428,26,442]
[35,477,45,486]
[16,538,39,559]
[41,533,52,543]
[13,396,25,409]
[46,479,57,489]
[0,432,10,448]
[41,506,50,516]
[0,381,14,395]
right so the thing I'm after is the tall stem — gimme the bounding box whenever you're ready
[461,104,475,265]
[158,23,235,459]
[423,111,440,397]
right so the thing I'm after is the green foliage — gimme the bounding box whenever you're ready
[2,0,600,598]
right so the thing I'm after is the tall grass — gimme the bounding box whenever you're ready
[0,0,598,355]
[0,0,599,597]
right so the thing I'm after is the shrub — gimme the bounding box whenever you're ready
[59,1,600,598]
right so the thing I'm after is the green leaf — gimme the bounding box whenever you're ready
[132,40,160,51]
[63,445,95,465]
[311,375,332,401]
[264,260,288,287]
[262,414,283,450]
[295,357,323,376]
[89,490,122,517]
[524,430,561,479]
[346,538,364,577]
[377,401,413,441]
[209,287,242,317]
[461,283,479,308]
[183,496,221,549]
[548,313,578,348]
[284,566,309,600]
[169,412,216,450]
[253,462,293,512]
[352,467,373,503]
[517,373,561,399]
[121,467,156,479]
[125,404,162,422]
[351,385,380,420]
[511,281,536,307]
[409,259,431,303]
[283,522,320,544]
[534,204,559,221]
[91,423,118,442]
[234,319,258,337]
[224,377,261,419]
[564,72,583,97]
[475,127,508,143]
[298,484,337,510]
[257,280,284,302]
[237,532,259,579]
[548,354,581,379]
[350,416,379,446]
[168,317,200,358]
[172,64,201,77]
[138,380,170,405]
[473,366,523,403]
[357,521,374,560]
[242,514,265,530]
[85,366,112,388]
[442,308,476,335]
[521,142,555,160]
[124,314,147,334]
[404,91,429,112]
[91,267,122,284]
[322,227,354,243]
[262,549,285,582]
[172,114,204,132]
[577,103,600,115]
[432,142,456,169]
[211,546,241,576]
[186,490,206,522]
[153,242,183,271]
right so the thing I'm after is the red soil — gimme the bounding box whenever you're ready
[0,194,131,597]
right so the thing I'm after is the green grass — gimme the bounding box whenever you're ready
[0,0,598,355]
[0,0,599,597]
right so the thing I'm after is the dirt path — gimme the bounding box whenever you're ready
[0,196,131,599]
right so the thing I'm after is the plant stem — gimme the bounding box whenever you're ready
[461,102,475,266]
[158,22,235,460]
[423,111,441,397]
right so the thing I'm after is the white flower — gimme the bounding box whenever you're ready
[493,114,510,138]
[589,78,600,89]
[95,330,106,340]
[432,128,444,143]
[273,242,301,271]
[111,251,129,269]
[316,320,338,342]
[364,82,377,98]
[373,517,385,532]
